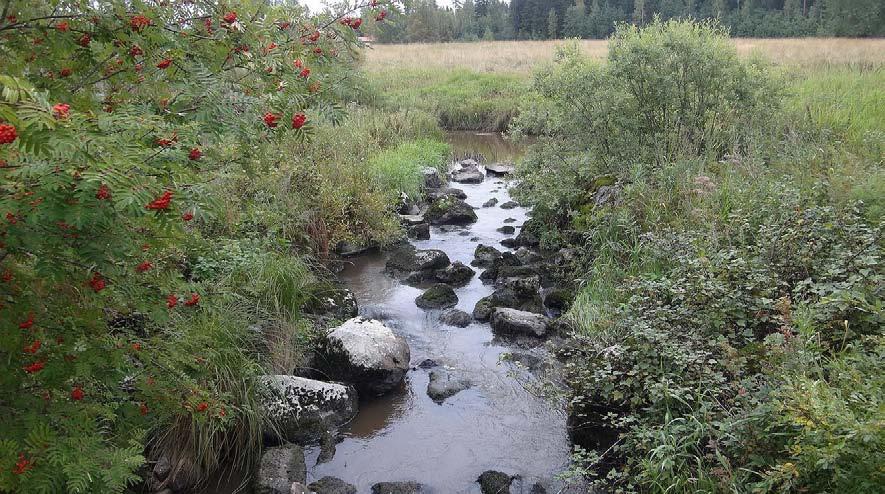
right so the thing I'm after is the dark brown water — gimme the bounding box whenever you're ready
[303,133,571,493]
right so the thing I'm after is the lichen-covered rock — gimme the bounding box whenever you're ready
[308,476,357,494]
[477,470,512,494]
[371,481,430,494]
[491,308,550,337]
[472,244,502,267]
[290,482,311,494]
[434,261,475,286]
[319,317,411,396]
[256,445,306,494]
[258,376,357,443]
[415,283,458,310]
[425,196,478,225]
[439,308,472,328]
[427,368,472,403]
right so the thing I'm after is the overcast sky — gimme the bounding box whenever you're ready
[296,0,460,13]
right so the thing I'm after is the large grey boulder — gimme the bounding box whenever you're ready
[416,284,458,310]
[490,308,550,337]
[371,482,430,494]
[477,470,513,494]
[425,196,478,225]
[422,167,444,189]
[256,445,306,494]
[259,376,357,443]
[451,166,484,184]
[386,246,451,273]
[427,368,472,403]
[319,317,411,396]
[308,476,357,494]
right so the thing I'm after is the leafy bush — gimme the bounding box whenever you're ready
[564,196,883,492]
[512,19,780,230]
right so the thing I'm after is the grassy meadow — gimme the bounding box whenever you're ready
[362,38,885,134]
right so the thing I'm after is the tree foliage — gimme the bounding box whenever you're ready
[0,1,390,491]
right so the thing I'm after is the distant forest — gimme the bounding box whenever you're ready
[365,0,885,42]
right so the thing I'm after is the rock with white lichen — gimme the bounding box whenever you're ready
[258,376,357,444]
[318,317,411,396]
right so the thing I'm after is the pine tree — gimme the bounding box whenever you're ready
[633,0,646,24]
[548,8,560,38]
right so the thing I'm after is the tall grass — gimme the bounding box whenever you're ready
[364,38,885,73]
[366,138,450,201]
[365,68,527,131]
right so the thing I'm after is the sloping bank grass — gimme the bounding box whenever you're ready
[511,20,883,493]
[362,67,528,132]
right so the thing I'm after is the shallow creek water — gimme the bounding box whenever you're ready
[302,132,572,492]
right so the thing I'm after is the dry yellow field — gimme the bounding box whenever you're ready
[364,38,885,73]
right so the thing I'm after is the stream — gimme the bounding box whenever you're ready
[302,132,572,492]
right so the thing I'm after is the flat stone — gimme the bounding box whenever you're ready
[399,214,425,226]
[482,198,499,208]
[497,226,515,234]
[500,201,519,210]
[485,163,515,175]
[491,308,550,337]
[427,368,472,403]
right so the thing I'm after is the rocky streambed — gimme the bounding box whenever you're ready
[211,135,581,494]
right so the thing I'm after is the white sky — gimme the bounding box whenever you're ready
[297,0,460,13]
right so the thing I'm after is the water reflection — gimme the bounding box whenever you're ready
[446,131,530,164]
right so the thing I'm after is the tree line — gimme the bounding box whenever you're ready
[367,0,885,42]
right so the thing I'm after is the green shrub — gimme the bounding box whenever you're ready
[512,19,781,230]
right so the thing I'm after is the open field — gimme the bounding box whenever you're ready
[363,38,885,73]
[362,38,885,133]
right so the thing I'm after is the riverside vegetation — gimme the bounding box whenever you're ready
[1,3,881,494]
[367,17,882,494]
